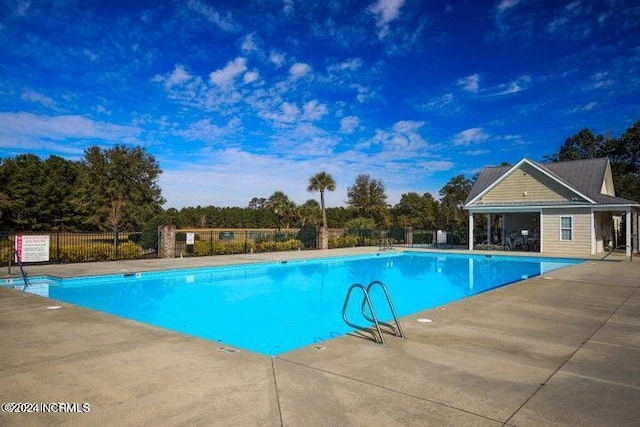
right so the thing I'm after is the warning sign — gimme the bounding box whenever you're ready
[15,235,50,263]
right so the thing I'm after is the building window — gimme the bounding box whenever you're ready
[560,216,572,241]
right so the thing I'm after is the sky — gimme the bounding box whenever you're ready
[1,0,639,209]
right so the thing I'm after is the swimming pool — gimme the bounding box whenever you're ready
[3,251,583,356]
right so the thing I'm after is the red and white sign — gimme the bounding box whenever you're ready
[15,235,50,263]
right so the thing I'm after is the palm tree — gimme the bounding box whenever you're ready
[307,172,336,249]
[266,191,297,229]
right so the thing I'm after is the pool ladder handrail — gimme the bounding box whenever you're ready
[15,250,31,290]
[342,280,406,345]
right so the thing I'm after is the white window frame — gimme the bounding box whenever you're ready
[560,216,573,241]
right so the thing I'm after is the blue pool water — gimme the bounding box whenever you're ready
[3,252,582,356]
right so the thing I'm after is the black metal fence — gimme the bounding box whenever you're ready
[174,229,317,257]
[174,227,467,255]
[0,227,467,266]
[0,231,159,265]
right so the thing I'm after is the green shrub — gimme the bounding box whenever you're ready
[51,242,143,262]
[254,238,302,253]
[118,241,144,259]
[328,235,359,248]
[215,242,248,255]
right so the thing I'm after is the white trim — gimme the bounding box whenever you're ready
[560,215,573,241]
[465,158,596,206]
[468,211,474,251]
[626,209,632,257]
[539,211,544,252]
[590,207,596,255]
[466,203,640,214]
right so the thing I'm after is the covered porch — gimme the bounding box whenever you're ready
[468,209,541,252]
[467,207,640,257]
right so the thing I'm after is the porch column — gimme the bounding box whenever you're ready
[487,215,491,244]
[468,211,474,251]
[626,208,632,257]
[635,212,640,252]
[590,208,596,255]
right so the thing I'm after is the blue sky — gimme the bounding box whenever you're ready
[1,0,639,209]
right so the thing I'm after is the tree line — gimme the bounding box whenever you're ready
[0,145,164,232]
[1,119,638,236]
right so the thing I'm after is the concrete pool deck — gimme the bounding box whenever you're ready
[1,248,638,426]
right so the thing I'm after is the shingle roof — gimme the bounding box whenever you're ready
[465,165,510,204]
[465,157,637,206]
[541,157,608,201]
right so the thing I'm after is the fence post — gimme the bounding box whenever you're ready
[158,225,176,258]
[210,230,213,255]
[404,226,413,247]
[115,231,120,260]
[7,245,12,275]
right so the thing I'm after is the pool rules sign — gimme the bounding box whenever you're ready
[15,235,50,263]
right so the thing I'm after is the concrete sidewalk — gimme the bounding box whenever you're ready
[1,250,638,426]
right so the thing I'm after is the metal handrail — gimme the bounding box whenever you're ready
[601,244,633,261]
[15,250,31,290]
[361,281,405,339]
[342,280,406,345]
[342,284,386,344]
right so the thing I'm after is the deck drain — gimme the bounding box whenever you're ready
[417,318,432,323]
[217,347,239,354]
[46,305,62,310]
[312,345,326,351]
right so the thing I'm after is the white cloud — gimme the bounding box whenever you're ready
[591,72,614,89]
[260,102,301,123]
[569,101,598,113]
[160,64,193,88]
[283,0,294,15]
[369,0,405,38]
[463,149,490,156]
[289,62,312,79]
[159,148,345,208]
[241,34,258,52]
[243,70,260,84]
[340,116,360,133]
[416,160,455,173]
[492,74,531,95]
[496,0,520,14]
[457,74,531,97]
[174,118,241,143]
[353,84,376,103]
[452,127,490,146]
[185,0,238,32]
[15,0,31,16]
[209,57,248,87]
[328,58,363,73]
[21,89,56,108]
[363,120,432,157]
[302,100,328,121]
[458,73,480,93]
[419,93,459,114]
[95,105,112,115]
[0,112,140,147]
[269,51,286,67]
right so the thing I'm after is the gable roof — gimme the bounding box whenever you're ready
[542,157,608,201]
[465,157,637,207]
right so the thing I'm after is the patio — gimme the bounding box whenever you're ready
[1,248,638,426]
